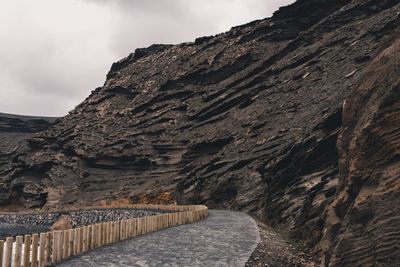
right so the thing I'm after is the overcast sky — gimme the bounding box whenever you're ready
[0,0,295,117]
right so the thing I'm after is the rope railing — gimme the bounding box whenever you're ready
[0,204,208,267]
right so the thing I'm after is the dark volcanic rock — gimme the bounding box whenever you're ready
[0,112,57,133]
[319,38,400,267]
[1,0,400,266]
[0,113,57,208]
[0,112,56,157]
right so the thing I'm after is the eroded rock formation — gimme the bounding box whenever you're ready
[1,0,399,266]
[0,113,57,209]
[320,38,400,267]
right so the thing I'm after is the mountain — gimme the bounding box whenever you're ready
[0,112,57,133]
[1,0,399,266]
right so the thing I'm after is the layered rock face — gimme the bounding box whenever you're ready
[0,113,56,209]
[0,112,56,133]
[0,0,399,266]
[320,39,400,267]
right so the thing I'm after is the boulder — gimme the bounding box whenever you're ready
[50,215,73,231]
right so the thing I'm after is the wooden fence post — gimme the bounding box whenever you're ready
[32,233,39,267]
[128,219,131,238]
[127,219,130,237]
[0,240,4,267]
[135,218,138,236]
[103,223,107,245]
[128,219,132,238]
[90,225,94,249]
[100,223,104,246]
[45,232,52,265]
[63,230,69,260]
[4,237,13,267]
[79,227,84,254]
[112,222,115,242]
[122,219,128,240]
[120,220,124,240]
[74,228,79,255]
[98,224,102,246]
[68,229,74,257]
[39,233,46,267]
[117,221,120,241]
[111,222,114,243]
[58,230,64,262]
[86,225,91,251]
[99,223,103,246]
[124,222,133,239]
[52,231,58,264]
[134,218,137,236]
[124,220,128,239]
[114,221,117,242]
[82,227,87,253]
[106,222,111,244]
[108,222,112,243]
[93,224,98,247]
[110,222,114,243]
[115,222,118,242]
[14,235,23,267]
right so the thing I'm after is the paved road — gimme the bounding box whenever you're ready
[57,210,260,267]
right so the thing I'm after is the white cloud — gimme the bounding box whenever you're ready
[0,0,294,116]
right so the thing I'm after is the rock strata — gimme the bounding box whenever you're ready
[0,113,57,209]
[319,38,400,267]
[0,112,57,133]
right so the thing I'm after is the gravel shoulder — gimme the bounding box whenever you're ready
[0,208,168,240]
[245,220,317,267]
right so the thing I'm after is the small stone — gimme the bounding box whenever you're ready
[345,69,357,78]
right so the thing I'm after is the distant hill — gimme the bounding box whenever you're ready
[0,112,58,123]
[0,112,58,188]
[0,112,58,133]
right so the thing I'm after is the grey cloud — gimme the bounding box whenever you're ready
[0,0,294,116]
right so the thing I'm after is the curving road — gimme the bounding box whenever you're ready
[57,210,260,267]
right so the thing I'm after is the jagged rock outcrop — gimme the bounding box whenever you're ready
[319,38,400,267]
[0,113,57,209]
[0,0,399,265]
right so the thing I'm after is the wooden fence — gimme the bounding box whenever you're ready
[0,204,208,267]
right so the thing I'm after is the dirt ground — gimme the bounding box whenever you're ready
[245,220,317,267]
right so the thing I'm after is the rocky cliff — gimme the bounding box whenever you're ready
[0,0,399,266]
[320,38,400,267]
[0,113,57,209]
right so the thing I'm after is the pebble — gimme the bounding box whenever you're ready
[0,208,169,240]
